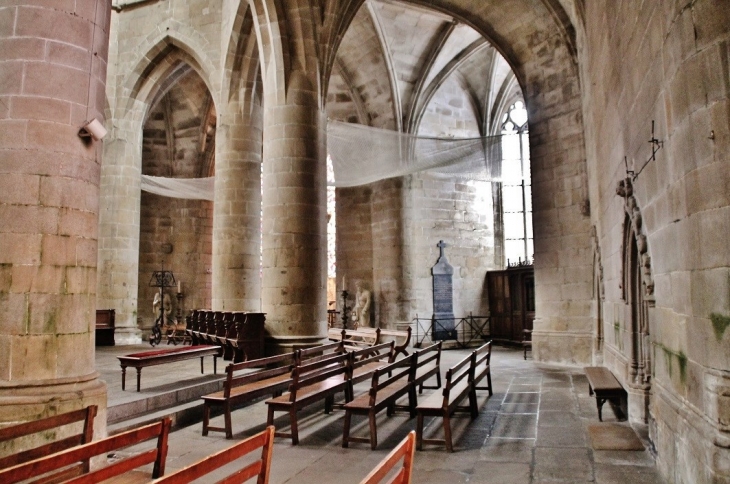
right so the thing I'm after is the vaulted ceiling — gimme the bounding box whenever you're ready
[326,0,522,137]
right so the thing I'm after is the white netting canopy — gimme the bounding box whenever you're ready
[141,175,215,200]
[327,121,506,187]
[140,121,523,199]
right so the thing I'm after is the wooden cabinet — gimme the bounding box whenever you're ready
[486,266,535,344]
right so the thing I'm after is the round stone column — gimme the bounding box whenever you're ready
[0,1,109,433]
[261,72,328,353]
[212,102,263,311]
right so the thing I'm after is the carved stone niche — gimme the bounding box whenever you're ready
[616,177,654,299]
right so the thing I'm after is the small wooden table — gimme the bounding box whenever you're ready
[118,345,221,392]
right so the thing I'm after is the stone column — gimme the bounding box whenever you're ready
[0,1,109,432]
[261,71,328,353]
[212,101,263,312]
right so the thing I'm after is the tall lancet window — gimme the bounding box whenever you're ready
[501,101,532,265]
[327,155,336,279]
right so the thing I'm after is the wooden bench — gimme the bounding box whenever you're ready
[153,426,274,483]
[0,405,97,482]
[329,327,380,351]
[412,341,442,394]
[118,345,221,392]
[328,327,412,360]
[584,366,627,421]
[0,418,171,484]
[472,341,493,395]
[202,352,297,438]
[266,352,351,445]
[342,354,416,449]
[415,351,477,452]
[358,431,415,484]
[359,327,411,359]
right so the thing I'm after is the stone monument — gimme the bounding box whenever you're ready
[431,240,457,340]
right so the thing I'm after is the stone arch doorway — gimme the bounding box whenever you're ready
[137,66,217,334]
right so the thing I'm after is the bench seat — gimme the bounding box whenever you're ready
[584,366,627,421]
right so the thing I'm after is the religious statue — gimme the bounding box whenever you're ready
[352,281,372,328]
[152,291,173,326]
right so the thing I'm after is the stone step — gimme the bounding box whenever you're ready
[107,378,224,426]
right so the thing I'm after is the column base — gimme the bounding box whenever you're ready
[0,373,108,455]
[265,335,328,356]
[113,328,143,345]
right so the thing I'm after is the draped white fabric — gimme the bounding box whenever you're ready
[140,121,520,199]
[141,175,215,201]
[327,120,507,187]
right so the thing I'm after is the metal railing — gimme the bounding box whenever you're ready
[412,314,490,349]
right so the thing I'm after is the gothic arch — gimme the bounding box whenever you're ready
[122,28,218,120]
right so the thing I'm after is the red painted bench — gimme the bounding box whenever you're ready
[117,345,221,392]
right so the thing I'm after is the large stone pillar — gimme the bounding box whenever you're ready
[0,1,109,434]
[261,71,328,352]
[95,8,143,345]
[212,101,263,311]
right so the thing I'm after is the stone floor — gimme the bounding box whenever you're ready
[98,344,666,483]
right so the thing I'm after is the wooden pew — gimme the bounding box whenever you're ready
[0,405,97,482]
[266,352,351,445]
[225,312,266,363]
[472,341,493,395]
[202,352,297,439]
[329,327,380,351]
[342,354,416,450]
[412,341,442,394]
[358,431,415,484]
[358,327,412,359]
[153,426,275,484]
[0,418,171,484]
[415,351,476,452]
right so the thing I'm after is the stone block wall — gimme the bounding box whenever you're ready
[408,173,494,319]
[581,1,730,481]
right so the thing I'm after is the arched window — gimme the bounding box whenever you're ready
[500,101,532,266]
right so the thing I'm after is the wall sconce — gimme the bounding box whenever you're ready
[78,118,107,141]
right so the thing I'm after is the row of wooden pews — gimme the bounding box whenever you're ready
[200,335,493,452]
[186,309,266,362]
[0,407,413,484]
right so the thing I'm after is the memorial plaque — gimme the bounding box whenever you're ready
[431,240,457,340]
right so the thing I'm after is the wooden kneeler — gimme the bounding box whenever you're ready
[153,426,275,484]
[358,431,416,484]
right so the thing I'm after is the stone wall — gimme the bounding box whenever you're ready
[581,1,730,481]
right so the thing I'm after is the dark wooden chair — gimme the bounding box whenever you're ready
[358,431,416,484]
[154,426,275,483]
[523,329,532,360]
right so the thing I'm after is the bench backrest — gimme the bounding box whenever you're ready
[0,405,97,475]
[368,354,415,406]
[295,341,344,366]
[289,352,350,401]
[472,341,491,383]
[413,341,441,371]
[0,418,171,484]
[349,342,395,371]
[153,426,274,484]
[440,352,474,408]
[225,352,297,398]
[358,431,415,484]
